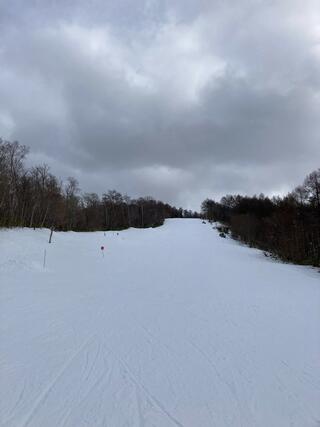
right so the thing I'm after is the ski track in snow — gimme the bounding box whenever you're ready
[0,219,320,426]
[17,336,97,427]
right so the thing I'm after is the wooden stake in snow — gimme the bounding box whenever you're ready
[43,249,47,268]
[49,228,54,244]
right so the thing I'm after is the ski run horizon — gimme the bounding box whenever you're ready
[1,218,319,426]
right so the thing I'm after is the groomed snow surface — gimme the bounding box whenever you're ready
[1,219,319,427]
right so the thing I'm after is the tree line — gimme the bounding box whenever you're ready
[0,139,198,231]
[202,170,320,267]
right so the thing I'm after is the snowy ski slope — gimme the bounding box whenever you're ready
[0,219,319,426]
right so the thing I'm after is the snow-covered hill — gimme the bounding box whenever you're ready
[1,219,319,426]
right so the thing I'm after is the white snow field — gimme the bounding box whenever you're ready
[0,219,319,427]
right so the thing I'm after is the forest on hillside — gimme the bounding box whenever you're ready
[1,138,319,267]
[0,139,197,231]
[202,171,320,267]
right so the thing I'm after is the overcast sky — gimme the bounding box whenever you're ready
[0,0,319,209]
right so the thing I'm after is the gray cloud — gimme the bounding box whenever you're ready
[0,0,319,209]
